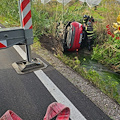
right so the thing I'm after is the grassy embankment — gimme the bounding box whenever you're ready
[0,0,120,104]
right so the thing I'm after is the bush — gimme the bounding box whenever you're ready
[92,35,120,73]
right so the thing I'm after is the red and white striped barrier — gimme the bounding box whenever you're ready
[20,0,32,29]
[0,40,7,49]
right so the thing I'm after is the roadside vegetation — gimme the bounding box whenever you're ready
[0,0,120,104]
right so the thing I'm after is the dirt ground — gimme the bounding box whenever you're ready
[39,35,63,55]
[39,35,58,53]
[32,35,120,120]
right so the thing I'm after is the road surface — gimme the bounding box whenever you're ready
[0,44,112,120]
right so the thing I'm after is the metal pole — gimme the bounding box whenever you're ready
[25,0,32,63]
[12,0,47,74]
[19,0,33,63]
[25,44,32,62]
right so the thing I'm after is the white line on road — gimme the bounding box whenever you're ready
[13,45,87,120]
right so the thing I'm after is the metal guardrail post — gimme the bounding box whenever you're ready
[0,0,47,74]
[12,0,47,74]
[25,45,32,62]
[19,0,33,62]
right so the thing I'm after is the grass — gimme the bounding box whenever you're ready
[92,35,120,73]
[56,52,120,104]
[0,15,20,28]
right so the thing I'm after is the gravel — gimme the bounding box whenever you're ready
[31,45,120,120]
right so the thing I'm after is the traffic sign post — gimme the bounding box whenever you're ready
[0,0,47,74]
[19,0,33,62]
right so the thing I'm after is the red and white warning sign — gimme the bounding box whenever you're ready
[0,40,7,48]
[20,0,32,29]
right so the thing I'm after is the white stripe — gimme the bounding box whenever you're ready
[13,45,87,120]
[20,0,24,5]
[13,45,26,60]
[1,40,7,47]
[22,3,31,19]
[24,18,32,29]
[35,70,87,120]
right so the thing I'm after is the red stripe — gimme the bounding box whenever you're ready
[0,43,6,48]
[22,10,31,27]
[29,25,33,29]
[21,0,30,12]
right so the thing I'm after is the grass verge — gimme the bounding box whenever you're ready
[56,53,120,104]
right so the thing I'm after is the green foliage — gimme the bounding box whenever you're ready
[32,8,52,36]
[57,54,80,69]
[57,53,120,104]
[74,56,81,65]
[92,35,120,73]
[87,68,119,102]
[0,0,19,22]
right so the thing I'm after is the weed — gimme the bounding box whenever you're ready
[92,34,120,73]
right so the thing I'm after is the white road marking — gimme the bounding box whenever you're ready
[13,45,87,120]
[13,45,26,59]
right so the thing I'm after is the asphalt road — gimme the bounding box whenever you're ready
[0,44,113,120]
